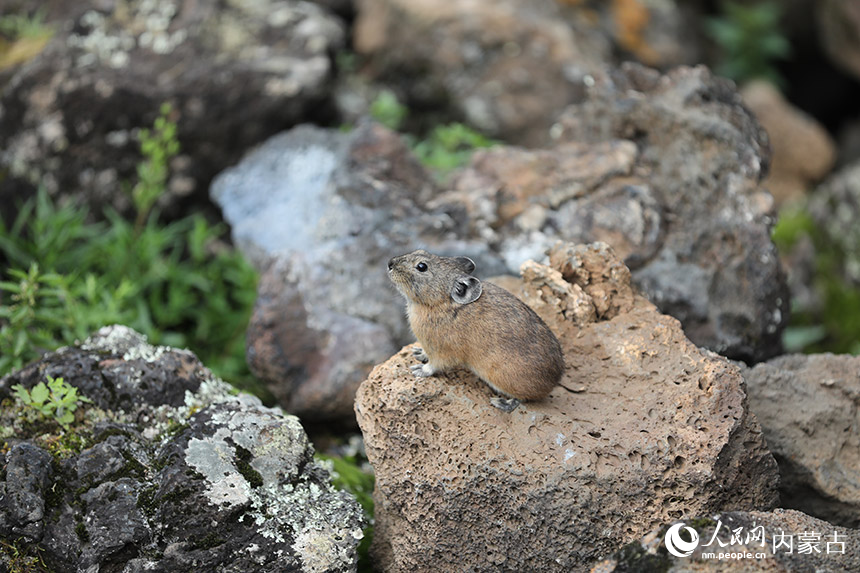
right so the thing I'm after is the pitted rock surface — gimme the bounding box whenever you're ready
[355,242,778,572]
[0,325,364,573]
[745,354,860,528]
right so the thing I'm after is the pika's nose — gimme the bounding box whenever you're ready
[387,257,395,270]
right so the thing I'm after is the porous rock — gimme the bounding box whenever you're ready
[355,242,779,572]
[594,509,860,572]
[0,0,345,218]
[0,325,364,573]
[549,63,788,363]
[211,122,505,423]
[744,354,860,528]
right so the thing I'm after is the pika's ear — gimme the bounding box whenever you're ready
[451,276,482,304]
[454,256,476,273]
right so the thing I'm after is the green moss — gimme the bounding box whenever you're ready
[234,445,263,488]
[92,427,134,444]
[613,541,672,573]
[119,450,147,478]
[75,520,90,544]
[136,483,160,518]
[191,532,225,550]
[688,517,717,530]
[164,420,189,438]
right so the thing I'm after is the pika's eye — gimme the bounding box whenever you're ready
[416,262,428,272]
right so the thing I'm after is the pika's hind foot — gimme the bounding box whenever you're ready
[490,396,521,412]
[410,363,436,378]
[411,346,429,363]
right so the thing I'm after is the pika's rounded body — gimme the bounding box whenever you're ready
[388,250,564,403]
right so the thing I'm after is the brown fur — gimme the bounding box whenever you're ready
[388,250,564,401]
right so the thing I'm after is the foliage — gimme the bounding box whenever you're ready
[369,89,407,132]
[411,123,496,176]
[368,90,498,179]
[0,8,51,39]
[11,376,91,429]
[706,1,790,86]
[133,103,180,230]
[772,206,860,355]
[0,8,53,72]
[0,538,46,573]
[0,110,264,397]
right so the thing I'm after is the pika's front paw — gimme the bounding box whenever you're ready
[410,363,435,378]
[490,396,521,412]
[411,346,429,363]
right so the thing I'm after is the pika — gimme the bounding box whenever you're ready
[387,249,564,411]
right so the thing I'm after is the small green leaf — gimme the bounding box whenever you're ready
[30,382,49,406]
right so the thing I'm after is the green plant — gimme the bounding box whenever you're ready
[0,109,266,399]
[772,206,860,355]
[411,122,497,176]
[367,89,498,179]
[0,8,51,39]
[133,103,180,231]
[11,376,92,429]
[369,89,408,132]
[0,538,46,573]
[706,1,790,86]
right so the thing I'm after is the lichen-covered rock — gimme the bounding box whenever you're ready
[355,242,778,572]
[551,64,788,363]
[594,509,860,572]
[744,354,860,528]
[211,122,504,422]
[0,0,345,217]
[0,325,364,573]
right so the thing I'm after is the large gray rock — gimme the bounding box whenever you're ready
[745,353,860,528]
[552,63,788,363]
[0,0,345,217]
[210,122,504,423]
[355,242,778,572]
[0,325,364,573]
[353,0,610,145]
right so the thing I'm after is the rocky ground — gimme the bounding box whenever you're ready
[2,0,860,571]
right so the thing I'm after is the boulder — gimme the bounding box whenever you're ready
[355,242,779,572]
[353,0,610,145]
[745,354,860,528]
[552,63,788,362]
[594,509,860,572]
[210,122,505,423]
[0,325,364,572]
[0,0,345,218]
